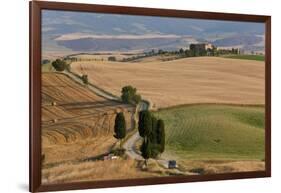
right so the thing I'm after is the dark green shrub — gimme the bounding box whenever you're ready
[121,85,142,104]
[81,74,88,84]
[108,56,116,61]
[51,59,67,71]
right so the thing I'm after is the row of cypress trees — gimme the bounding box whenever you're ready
[113,110,165,166]
[138,110,165,165]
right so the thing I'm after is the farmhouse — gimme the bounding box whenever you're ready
[190,43,215,51]
[189,43,216,56]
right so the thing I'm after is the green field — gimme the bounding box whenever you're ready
[221,55,265,61]
[154,104,265,160]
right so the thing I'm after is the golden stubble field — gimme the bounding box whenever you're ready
[41,56,266,184]
[71,57,265,109]
[41,73,137,183]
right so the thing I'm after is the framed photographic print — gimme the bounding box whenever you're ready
[30,1,271,192]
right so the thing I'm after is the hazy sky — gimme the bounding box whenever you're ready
[41,10,265,53]
[42,10,265,37]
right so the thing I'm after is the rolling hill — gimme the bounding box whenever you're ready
[154,104,265,160]
[42,10,265,56]
[71,56,265,109]
[41,72,135,165]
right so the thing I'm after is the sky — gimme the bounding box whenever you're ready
[41,10,265,53]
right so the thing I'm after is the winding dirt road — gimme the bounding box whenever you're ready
[122,132,143,160]
[64,68,193,174]
[63,71,119,101]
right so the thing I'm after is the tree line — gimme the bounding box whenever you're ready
[111,85,166,164]
[138,110,165,166]
[120,45,240,62]
[113,110,165,165]
[155,46,239,57]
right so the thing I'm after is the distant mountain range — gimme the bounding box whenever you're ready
[42,10,265,55]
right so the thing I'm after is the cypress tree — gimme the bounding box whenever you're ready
[138,111,145,137]
[142,111,152,142]
[141,139,152,166]
[114,112,126,148]
[156,119,165,154]
[149,116,158,144]
[150,116,160,158]
[138,110,152,141]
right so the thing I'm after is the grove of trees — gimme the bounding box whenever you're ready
[121,85,142,105]
[121,45,241,63]
[51,59,67,71]
[138,110,165,165]
[108,56,117,61]
[114,112,126,148]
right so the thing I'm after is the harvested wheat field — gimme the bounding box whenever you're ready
[41,72,135,167]
[42,158,161,184]
[178,160,265,175]
[69,53,137,61]
[72,57,265,108]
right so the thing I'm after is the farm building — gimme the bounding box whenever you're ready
[189,43,216,56]
[190,43,215,51]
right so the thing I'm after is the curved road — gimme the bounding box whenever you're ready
[63,70,150,161]
[64,70,188,173]
[62,71,119,101]
[122,131,195,175]
[122,131,170,168]
[122,132,143,160]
